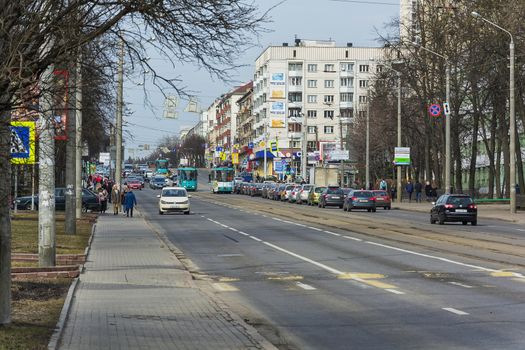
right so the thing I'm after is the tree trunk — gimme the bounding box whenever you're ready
[0,107,12,325]
[468,89,481,197]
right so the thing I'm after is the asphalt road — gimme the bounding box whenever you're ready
[135,178,525,350]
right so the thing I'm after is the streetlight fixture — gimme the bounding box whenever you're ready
[471,11,516,214]
[412,41,451,194]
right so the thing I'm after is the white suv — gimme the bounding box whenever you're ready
[158,187,191,215]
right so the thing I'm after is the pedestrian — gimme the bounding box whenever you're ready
[405,180,414,203]
[391,186,397,202]
[431,185,438,201]
[123,189,137,217]
[415,180,422,203]
[379,178,387,191]
[111,184,120,215]
[424,181,432,201]
[98,187,108,213]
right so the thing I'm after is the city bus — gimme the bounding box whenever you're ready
[210,167,235,193]
[155,159,169,175]
[177,167,198,191]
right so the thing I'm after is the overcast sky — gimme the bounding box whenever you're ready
[123,0,399,160]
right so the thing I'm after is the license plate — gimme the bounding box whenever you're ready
[331,196,340,199]
[360,199,368,202]
[376,198,383,201]
[456,209,467,213]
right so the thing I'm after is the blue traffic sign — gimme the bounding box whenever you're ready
[248,142,254,149]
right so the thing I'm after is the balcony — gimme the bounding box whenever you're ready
[288,84,302,92]
[288,101,303,109]
[288,70,303,77]
[339,70,354,77]
[339,86,354,93]
[339,101,353,109]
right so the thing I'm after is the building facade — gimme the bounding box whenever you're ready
[251,39,385,178]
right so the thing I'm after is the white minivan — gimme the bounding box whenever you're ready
[157,187,191,215]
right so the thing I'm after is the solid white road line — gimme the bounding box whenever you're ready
[323,230,341,236]
[385,289,405,295]
[296,282,317,290]
[442,307,469,316]
[448,281,474,289]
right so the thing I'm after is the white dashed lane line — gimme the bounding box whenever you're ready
[448,282,474,289]
[297,282,316,290]
[442,308,469,316]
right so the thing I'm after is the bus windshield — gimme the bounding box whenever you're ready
[213,169,234,182]
[179,169,197,181]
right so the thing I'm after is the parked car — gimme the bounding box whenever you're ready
[307,186,327,206]
[261,183,275,199]
[343,190,376,212]
[272,184,287,200]
[127,179,142,190]
[295,184,314,204]
[150,176,167,189]
[318,187,344,208]
[281,185,295,201]
[371,190,391,210]
[430,194,477,225]
[249,183,263,197]
[288,185,302,203]
[158,186,190,215]
[14,188,100,212]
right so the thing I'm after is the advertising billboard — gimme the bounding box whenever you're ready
[394,147,410,165]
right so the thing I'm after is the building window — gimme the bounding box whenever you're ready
[289,92,302,102]
[324,80,334,88]
[358,110,366,119]
[359,64,369,72]
[376,65,383,73]
[324,64,335,72]
[340,62,354,72]
[324,110,334,119]
[307,79,317,88]
[288,108,301,117]
[340,108,354,118]
[307,64,317,72]
[307,126,316,134]
[324,95,334,104]
[289,62,303,71]
[290,77,302,86]
[307,95,317,103]
[359,80,369,88]
[290,140,301,148]
[307,141,317,151]
[340,77,354,87]
[340,92,354,102]
[307,110,317,118]
[359,95,367,103]
[324,126,334,134]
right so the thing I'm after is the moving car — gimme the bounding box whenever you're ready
[430,194,477,225]
[343,190,376,212]
[371,190,391,210]
[158,187,191,215]
[150,176,167,189]
[318,187,344,208]
[127,179,142,190]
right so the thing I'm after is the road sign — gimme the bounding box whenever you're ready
[428,103,442,117]
[10,121,36,164]
[443,102,450,116]
[231,153,239,165]
[394,147,411,165]
[248,142,254,149]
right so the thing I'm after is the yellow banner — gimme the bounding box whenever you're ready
[232,153,239,164]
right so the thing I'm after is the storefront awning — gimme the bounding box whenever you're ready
[254,150,275,160]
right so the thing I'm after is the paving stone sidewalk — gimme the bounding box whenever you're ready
[56,212,275,350]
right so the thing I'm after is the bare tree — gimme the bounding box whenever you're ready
[1,0,268,325]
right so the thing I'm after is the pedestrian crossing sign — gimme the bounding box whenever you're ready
[10,121,36,164]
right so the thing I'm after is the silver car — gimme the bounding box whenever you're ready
[295,184,314,204]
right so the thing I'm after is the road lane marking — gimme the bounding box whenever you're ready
[308,226,323,231]
[324,230,341,236]
[448,282,474,289]
[516,228,525,232]
[342,235,362,242]
[213,283,239,292]
[238,231,250,236]
[442,308,469,316]
[250,236,262,242]
[217,254,243,257]
[268,275,303,281]
[219,277,240,282]
[385,289,405,295]
[297,282,316,290]
[338,273,385,280]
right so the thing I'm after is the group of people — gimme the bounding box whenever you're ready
[378,178,438,203]
[85,175,137,217]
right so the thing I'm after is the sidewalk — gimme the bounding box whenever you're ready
[392,200,525,225]
[55,211,276,350]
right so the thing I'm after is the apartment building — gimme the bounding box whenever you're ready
[252,39,384,175]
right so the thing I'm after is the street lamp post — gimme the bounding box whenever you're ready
[395,71,402,203]
[301,112,308,182]
[365,90,370,189]
[413,42,451,194]
[471,11,516,213]
[115,38,124,187]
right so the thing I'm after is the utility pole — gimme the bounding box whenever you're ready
[65,68,76,235]
[365,92,370,190]
[396,72,402,203]
[39,65,56,267]
[115,38,124,187]
[301,112,308,182]
[75,53,83,219]
[339,116,345,187]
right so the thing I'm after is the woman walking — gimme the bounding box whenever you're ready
[123,189,137,218]
[111,184,121,215]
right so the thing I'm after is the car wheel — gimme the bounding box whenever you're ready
[339,205,343,209]
[184,210,190,215]
[471,220,477,226]
[462,221,467,225]
[430,216,435,224]
[82,204,88,213]
[384,206,387,210]
[372,208,376,212]
[367,208,371,212]
[348,207,352,212]
[387,206,391,210]
[438,214,445,225]
[159,210,164,215]
[24,203,32,210]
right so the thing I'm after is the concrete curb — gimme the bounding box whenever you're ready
[47,277,79,350]
[48,218,97,350]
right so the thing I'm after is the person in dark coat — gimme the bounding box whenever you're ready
[415,180,423,203]
[123,190,137,217]
[405,180,414,202]
[424,181,432,201]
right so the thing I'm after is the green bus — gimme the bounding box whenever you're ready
[177,167,198,191]
[210,167,235,193]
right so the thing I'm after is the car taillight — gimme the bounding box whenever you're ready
[444,204,454,209]
[351,196,357,201]
[468,204,477,209]
[370,197,376,201]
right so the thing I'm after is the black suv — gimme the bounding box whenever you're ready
[430,194,477,225]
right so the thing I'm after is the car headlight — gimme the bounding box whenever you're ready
[15,199,21,203]
[179,200,189,204]
[160,200,169,204]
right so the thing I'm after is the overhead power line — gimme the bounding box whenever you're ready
[329,0,398,5]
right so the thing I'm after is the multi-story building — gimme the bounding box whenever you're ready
[235,84,254,170]
[400,0,419,43]
[252,39,384,177]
